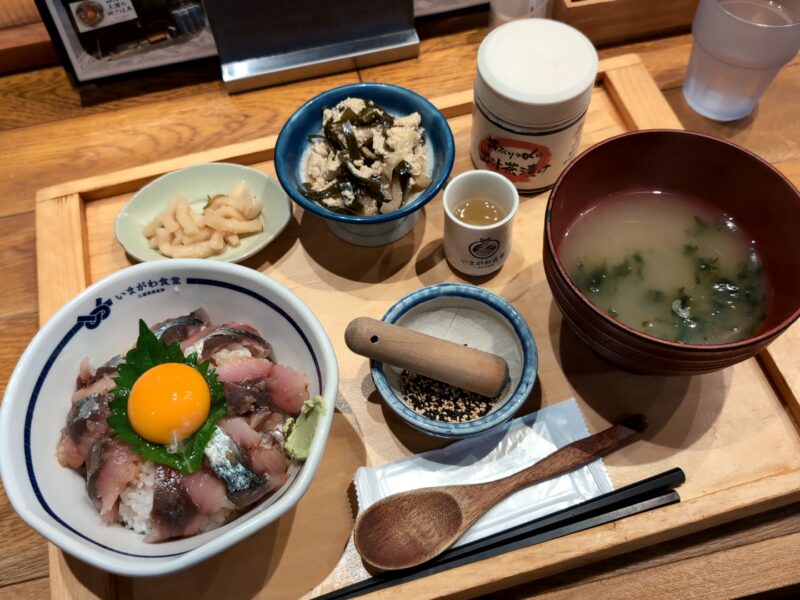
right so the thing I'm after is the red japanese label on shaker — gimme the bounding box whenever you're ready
[477,136,552,183]
[471,103,585,193]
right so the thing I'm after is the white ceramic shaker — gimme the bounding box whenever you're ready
[471,19,598,193]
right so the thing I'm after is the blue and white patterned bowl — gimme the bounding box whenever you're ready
[0,260,338,577]
[274,82,455,246]
[371,284,538,438]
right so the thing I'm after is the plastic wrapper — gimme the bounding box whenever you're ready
[354,398,613,546]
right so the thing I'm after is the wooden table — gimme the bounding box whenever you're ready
[1,10,799,599]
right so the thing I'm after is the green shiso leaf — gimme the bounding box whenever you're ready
[108,319,226,474]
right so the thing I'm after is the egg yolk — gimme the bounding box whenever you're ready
[128,363,211,445]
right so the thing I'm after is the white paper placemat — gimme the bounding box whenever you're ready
[354,398,613,546]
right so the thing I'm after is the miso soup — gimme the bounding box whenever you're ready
[559,192,768,344]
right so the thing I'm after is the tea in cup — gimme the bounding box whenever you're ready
[443,171,519,276]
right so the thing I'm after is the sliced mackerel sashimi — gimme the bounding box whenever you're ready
[215,357,308,416]
[182,469,229,516]
[146,466,229,543]
[215,357,273,415]
[151,308,211,345]
[147,466,202,542]
[204,426,269,508]
[75,357,93,389]
[248,407,285,434]
[223,378,270,415]
[248,446,290,493]
[265,364,309,416]
[75,355,122,391]
[217,415,262,449]
[59,309,311,543]
[181,323,272,362]
[57,392,113,469]
[71,373,116,405]
[217,416,290,493]
[86,440,140,524]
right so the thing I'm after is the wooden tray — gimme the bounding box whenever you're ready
[35,54,800,599]
[552,0,697,46]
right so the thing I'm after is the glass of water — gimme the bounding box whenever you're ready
[683,0,800,121]
[489,0,552,28]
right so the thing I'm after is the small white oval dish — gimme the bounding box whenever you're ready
[116,163,292,263]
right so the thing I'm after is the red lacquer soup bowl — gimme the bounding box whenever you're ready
[543,130,800,375]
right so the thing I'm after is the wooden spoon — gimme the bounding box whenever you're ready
[353,414,648,570]
[345,316,509,397]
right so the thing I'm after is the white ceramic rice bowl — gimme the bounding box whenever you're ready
[0,260,338,577]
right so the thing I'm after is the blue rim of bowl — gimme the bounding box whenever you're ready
[274,82,455,224]
[18,267,327,559]
[370,284,538,438]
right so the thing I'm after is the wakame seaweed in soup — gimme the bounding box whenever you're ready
[559,192,768,344]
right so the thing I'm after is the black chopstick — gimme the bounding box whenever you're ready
[315,468,684,599]
[424,490,680,572]
[319,490,681,599]
[437,466,684,563]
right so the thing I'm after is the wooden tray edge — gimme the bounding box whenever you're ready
[365,468,800,598]
[37,52,798,599]
[758,352,800,435]
[36,194,90,324]
[33,54,646,204]
[552,0,696,47]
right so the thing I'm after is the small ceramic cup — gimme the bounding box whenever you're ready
[443,170,520,276]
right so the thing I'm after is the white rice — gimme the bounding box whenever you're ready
[118,461,156,535]
[118,460,236,537]
[213,347,253,365]
[204,496,236,532]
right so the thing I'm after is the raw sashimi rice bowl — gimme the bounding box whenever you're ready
[0,260,338,577]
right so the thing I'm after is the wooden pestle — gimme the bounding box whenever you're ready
[344,317,509,397]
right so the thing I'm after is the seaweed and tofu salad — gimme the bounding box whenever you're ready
[302,97,432,216]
